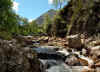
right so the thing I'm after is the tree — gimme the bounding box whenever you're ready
[0,0,16,31]
[51,0,70,9]
[29,20,39,33]
[42,14,52,33]
[0,0,21,39]
[67,0,83,35]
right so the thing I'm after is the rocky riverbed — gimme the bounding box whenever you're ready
[32,46,98,72]
[0,34,100,72]
[32,34,100,72]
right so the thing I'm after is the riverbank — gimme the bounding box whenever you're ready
[0,34,100,72]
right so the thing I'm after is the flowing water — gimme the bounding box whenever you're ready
[32,46,93,72]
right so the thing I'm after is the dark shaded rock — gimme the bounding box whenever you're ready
[0,39,42,72]
[67,34,82,50]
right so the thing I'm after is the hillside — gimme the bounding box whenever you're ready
[49,0,100,37]
[35,9,56,26]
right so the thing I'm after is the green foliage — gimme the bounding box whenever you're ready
[0,0,20,39]
[51,0,69,9]
[67,0,83,35]
[42,14,52,33]
[48,0,74,37]
[0,0,15,31]
[51,0,100,37]
[0,31,12,40]
[0,0,41,39]
[50,13,67,37]
[29,20,39,33]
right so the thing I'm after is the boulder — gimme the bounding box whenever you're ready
[95,61,100,67]
[89,46,100,60]
[0,39,43,72]
[39,36,49,43]
[78,58,88,66]
[65,54,81,66]
[82,69,96,72]
[65,53,89,66]
[89,40,100,47]
[67,34,82,49]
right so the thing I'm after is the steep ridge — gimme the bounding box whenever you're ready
[35,9,56,26]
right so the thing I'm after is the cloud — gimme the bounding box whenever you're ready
[48,0,53,4]
[28,19,34,22]
[12,1,19,12]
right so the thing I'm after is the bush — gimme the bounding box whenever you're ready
[0,31,12,40]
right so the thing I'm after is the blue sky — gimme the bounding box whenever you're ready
[13,0,54,21]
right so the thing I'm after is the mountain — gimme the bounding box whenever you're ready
[35,9,56,26]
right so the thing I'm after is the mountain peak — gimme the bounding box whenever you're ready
[35,9,56,25]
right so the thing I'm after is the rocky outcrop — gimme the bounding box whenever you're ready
[0,39,43,72]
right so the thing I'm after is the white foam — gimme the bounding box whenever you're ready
[57,49,69,56]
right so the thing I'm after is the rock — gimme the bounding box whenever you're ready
[89,40,100,47]
[79,55,94,66]
[65,53,89,66]
[93,41,100,46]
[95,61,100,67]
[67,34,82,49]
[89,46,100,59]
[48,43,55,46]
[78,58,88,66]
[23,35,33,40]
[82,69,96,72]
[14,35,36,46]
[96,67,100,72]
[39,36,49,43]
[65,54,81,66]
[0,39,42,72]
[82,48,87,56]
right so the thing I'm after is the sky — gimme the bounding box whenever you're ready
[13,0,54,22]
